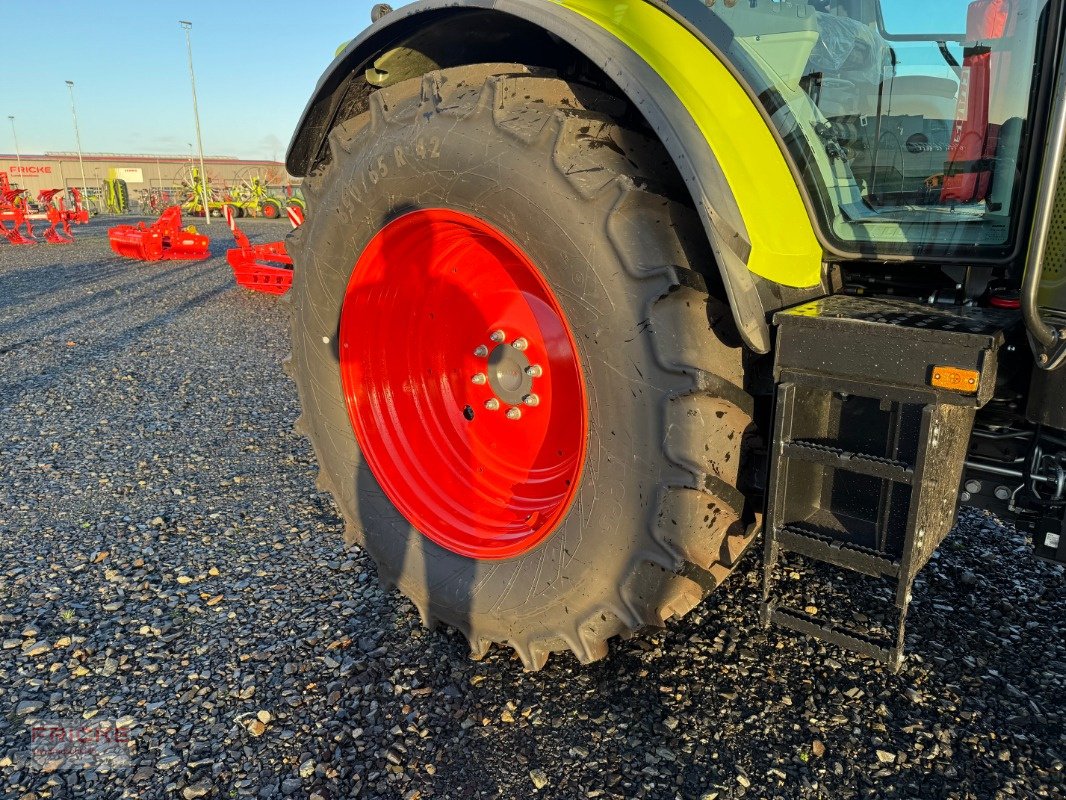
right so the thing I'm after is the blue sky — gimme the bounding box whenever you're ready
[2,1,380,160]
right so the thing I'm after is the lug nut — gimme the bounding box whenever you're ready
[474,345,489,358]
[471,373,487,385]
[525,364,543,378]
[511,337,528,351]
[506,407,522,420]
[490,330,506,343]
[523,393,539,407]
[484,398,500,411]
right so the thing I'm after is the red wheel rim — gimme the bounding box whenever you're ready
[338,209,588,559]
[264,204,277,218]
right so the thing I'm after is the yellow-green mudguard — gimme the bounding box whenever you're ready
[287,0,827,352]
[558,0,822,287]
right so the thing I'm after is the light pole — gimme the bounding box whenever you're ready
[180,20,211,224]
[65,81,89,212]
[7,115,21,179]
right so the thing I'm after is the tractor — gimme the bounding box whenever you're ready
[281,0,1066,671]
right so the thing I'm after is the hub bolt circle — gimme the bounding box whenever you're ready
[523,393,540,407]
[512,337,528,351]
[506,407,522,420]
[471,373,487,385]
[490,330,506,343]
[484,398,500,411]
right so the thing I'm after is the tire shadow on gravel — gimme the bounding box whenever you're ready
[0,260,217,341]
[0,273,228,403]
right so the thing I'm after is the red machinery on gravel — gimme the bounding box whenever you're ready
[0,189,34,245]
[0,173,89,246]
[0,171,34,244]
[107,206,210,262]
[224,204,304,294]
[36,189,89,244]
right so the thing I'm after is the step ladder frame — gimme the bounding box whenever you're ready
[760,295,1010,671]
[762,373,976,671]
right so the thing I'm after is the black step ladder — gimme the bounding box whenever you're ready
[761,296,1011,671]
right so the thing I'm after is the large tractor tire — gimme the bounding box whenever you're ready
[287,64,757,669]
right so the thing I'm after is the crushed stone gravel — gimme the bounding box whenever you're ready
[0,219,1063,799]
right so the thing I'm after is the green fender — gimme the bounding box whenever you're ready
[286,0,826,352]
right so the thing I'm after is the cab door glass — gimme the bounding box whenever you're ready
[691,0,1051,256]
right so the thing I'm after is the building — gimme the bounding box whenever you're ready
[0,151,298,199]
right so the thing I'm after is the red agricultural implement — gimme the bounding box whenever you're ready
[36,189,89,244]
[1,171,37,245]
[0,188,35,245]
[0,173,89,246]
[107,206,210,261]
[225,203,303,294]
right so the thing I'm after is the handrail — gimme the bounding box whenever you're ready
[1022,43,1066,362]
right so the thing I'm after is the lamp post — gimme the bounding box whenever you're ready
[65,81,89,210]
[180,20,211,224]
[7,115,21,179]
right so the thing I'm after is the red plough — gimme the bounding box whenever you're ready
[225,204,303,294]
[0,187,36,245]
[0,173,90,245]
[38,191,72,243]
[0,172,37,244]
[108,206,210,261]
[35,189,88,244]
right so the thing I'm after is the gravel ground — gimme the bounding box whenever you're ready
[1,218,1064,800]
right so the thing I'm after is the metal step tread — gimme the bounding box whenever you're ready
[768,606,900,669]
[783,439,915,483]
[776,524,902,578]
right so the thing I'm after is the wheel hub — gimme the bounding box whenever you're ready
[337,209,588,560]
[485,340,533,407]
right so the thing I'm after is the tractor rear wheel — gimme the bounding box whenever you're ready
[287,64,757,668]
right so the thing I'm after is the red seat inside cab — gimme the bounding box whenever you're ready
[941,0,1016,204]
